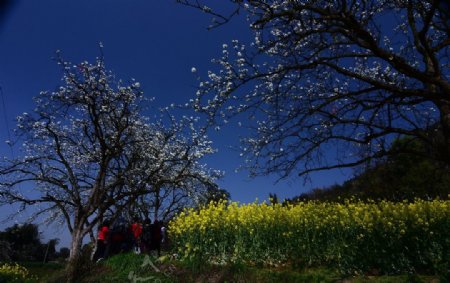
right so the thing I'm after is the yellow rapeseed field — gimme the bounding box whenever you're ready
[169,199,450,274]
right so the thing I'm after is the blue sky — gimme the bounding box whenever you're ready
[0,1,350,246]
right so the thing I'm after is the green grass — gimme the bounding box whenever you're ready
[18,253,443,283]
[221,264,342,283]
[80,253,174,283]
[177,263,440,283]
[21,261,64,277]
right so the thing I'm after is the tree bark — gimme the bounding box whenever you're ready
[66,227,85,283]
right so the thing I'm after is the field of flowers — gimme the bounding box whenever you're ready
[0,262,36,282]
[169,199,450,275]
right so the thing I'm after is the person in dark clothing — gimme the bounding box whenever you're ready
[140,218,152,254]
[109,224,126,255]
[149,219,162,256]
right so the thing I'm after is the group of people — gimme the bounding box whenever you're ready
[93,216,166,262]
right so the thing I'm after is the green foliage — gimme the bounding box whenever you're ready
[0,242,10,262]
[352,138,450,201]
[290,138,450,202]
[56,247,70,262]
[0,224,43,262]
[0,223,62,263]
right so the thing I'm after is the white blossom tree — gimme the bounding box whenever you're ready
[180,0,450,179]
[0,53,219,281]
[109,112,223,223]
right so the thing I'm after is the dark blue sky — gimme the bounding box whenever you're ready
[0,1,350,245]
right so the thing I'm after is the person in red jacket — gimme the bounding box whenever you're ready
[130,217,142,253]
[93,220,110,262]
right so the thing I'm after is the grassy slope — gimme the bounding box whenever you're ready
[24,253,441,283]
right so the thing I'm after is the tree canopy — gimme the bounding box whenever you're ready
[180,0,450,179]
[0,223,60,262]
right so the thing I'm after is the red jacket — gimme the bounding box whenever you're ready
[131,223,142,239]
[98,226,109,241]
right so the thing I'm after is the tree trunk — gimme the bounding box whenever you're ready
[66,228,85,283]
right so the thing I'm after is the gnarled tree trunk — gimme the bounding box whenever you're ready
[66,227,85,283]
